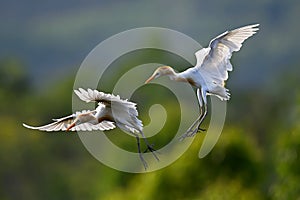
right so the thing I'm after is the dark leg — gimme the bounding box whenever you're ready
[116,122,150,170]
[198,127,206,132]
[140,131,160,161]
[143,143,155,153]
[136,136,148,170]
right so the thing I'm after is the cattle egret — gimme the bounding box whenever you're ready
[23,88,158,170]
[145,24,259,139]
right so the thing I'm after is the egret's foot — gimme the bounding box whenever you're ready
[179,125,207,141]
[143,143,160,161]
[185,126,197,135]
[143,143,154,153]
[188,129,200,137]
[178,134,188,141]
[198,127,206,132]
[189,126,206,136]
[179,128,198,141]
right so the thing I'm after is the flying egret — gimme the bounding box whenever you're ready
[145,24,259,139]
[23,88,159,170]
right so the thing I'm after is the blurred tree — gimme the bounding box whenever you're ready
[102,127,264,200]
[0,59,31,115]
[0,59,30,93]
[270,93,300,199]
[0,56,299,200]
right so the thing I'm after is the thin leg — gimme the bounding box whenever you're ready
[140,131,160,161]
[185,107,203,133]
[116,122,150,169]
[136,136,148,170]
[187,90,208,137]
[179,110,203,141]
[189,104,207,137]
[193,89,208,134]
[179,89,208,140]
[194,88,207,132]
[143,143,155,153]
[179,89,204,140]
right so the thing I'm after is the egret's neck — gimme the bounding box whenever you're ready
[168,70,197,86]
[169,71,188,82]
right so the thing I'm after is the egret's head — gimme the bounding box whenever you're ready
[145,66,175,84]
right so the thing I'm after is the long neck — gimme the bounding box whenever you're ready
[168,70,197,86]
[168,71,188,82]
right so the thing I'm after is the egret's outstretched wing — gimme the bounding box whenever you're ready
[23,110,115,132]
[74,88,136,108]
[74,88,143,132]
[195,24,259,83]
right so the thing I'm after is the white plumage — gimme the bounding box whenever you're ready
[23,110,115,132]
[23,88,158,170]
[145,24,259,139]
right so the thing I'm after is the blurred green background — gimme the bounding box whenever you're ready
[1,0,300,199]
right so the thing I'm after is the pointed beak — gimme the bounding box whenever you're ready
[66,121,76,131]
[145,75,155,84]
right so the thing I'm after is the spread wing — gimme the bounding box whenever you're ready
[74,88,136,108]
[23,110,116,132]
[195,24,259,84]
[74,88,143,132]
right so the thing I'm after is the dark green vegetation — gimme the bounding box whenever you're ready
[0,53,299,200]
[1,0,300,199]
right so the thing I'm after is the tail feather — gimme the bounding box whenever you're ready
[207,86,231,101]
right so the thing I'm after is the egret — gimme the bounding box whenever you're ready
[145,24,259,139]
[23,88,159,170]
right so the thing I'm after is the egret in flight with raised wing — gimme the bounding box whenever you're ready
[145,24,259,139]
[23,88,158,170]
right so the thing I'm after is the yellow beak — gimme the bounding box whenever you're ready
[145,75,155,84]
[66,122,76,131]
[66,118,78,131]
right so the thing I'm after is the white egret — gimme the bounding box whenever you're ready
[145,24,259,139]
[23,88,159,170]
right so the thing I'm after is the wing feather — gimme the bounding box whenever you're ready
[74,88,142,131]
[23,110,116,132]
[74,88,135,107]
[23,114,75,132]
[195,24,259,83]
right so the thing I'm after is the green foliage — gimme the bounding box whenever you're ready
[1,0,300,199]
[0,54,299,199]
[99,127,264,200]
[270,94,300,199]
